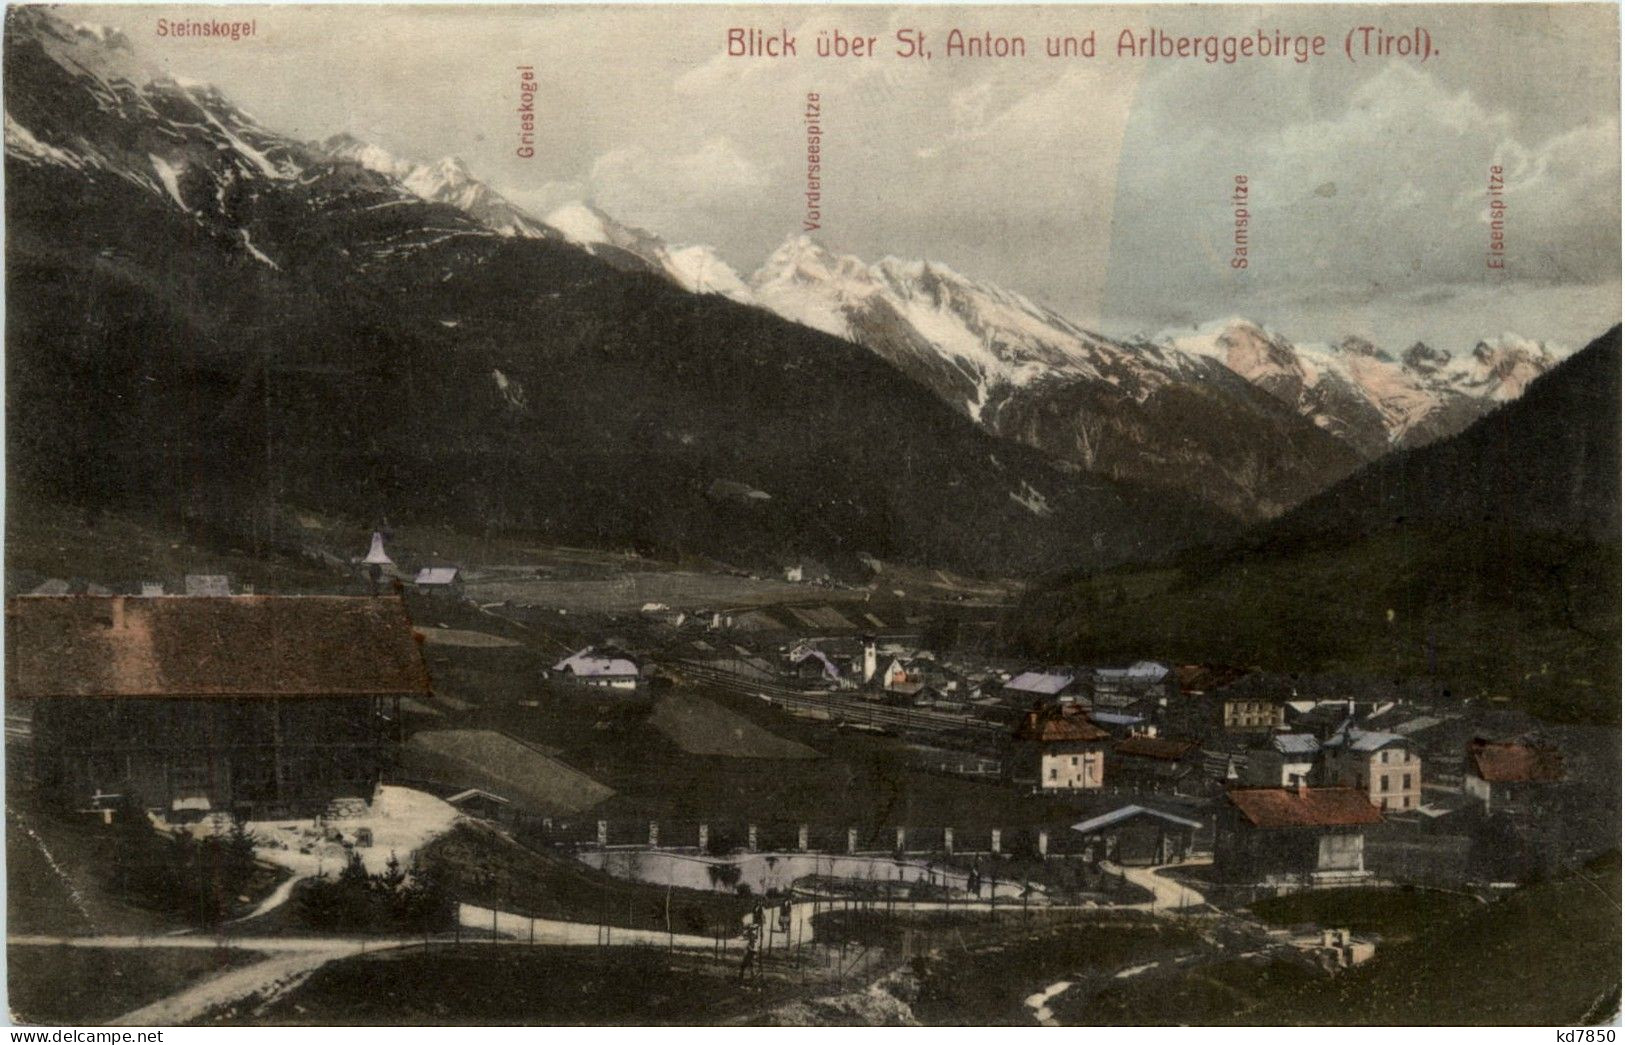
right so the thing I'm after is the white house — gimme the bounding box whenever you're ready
[552,647,641,692]
[413,566,462,594]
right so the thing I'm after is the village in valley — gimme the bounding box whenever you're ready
[3,1,1619,1030]
[5,515,1618,1026]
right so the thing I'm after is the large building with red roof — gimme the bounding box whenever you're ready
[1215,785,1383,887]
[9,594,431,819]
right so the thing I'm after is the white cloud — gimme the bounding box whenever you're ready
[1103,60,1620,345]
[590,136,768,210]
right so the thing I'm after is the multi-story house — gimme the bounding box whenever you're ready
[1320,726,1423,813]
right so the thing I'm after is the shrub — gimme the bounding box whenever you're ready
[295,851,456,933]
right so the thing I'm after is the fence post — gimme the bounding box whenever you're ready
[597,820,608,847]
[991,828,1001,855]
[798,824,809,851]
[648,821,659,847]
[698,823,708,852]
[847,828,858,854]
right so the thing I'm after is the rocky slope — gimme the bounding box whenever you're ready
[320,133,558,240]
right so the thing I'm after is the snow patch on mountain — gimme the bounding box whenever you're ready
[5,112,90,169]
[148,152,187,210]
[237,228,279,269]
[546,201,755,303]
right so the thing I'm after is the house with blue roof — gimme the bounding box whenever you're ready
[1243,733,1322,788]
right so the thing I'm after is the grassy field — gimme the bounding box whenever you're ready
[647,693,820,760]
[8,945,266,1025]
[7,785,289,938]
[904,913,1212,1025]
[1253,850,1623,1025]
[1067,852,1623,1025]
[1249,886,1480,942]
[237,945,804,1025]
[8,798,189,937]
[1059,954,1322,1026]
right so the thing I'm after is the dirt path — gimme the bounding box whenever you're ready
[1101,858,1212,912]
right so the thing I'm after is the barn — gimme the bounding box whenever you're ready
[9,594,430,820]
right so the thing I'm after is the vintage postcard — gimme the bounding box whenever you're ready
[3,1,1620,1029]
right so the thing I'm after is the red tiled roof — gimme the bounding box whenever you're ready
[1114,736,1198,761]
[1013,704,1109,744]
[1467,739,1565,784]
[7,595,432,698]
[1226,787,1383,829]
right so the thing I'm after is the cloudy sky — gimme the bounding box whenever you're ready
[79,3,1621,351]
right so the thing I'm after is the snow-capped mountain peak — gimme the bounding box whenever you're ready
[749,234,1213,417]
[321,133,552,239]
[1155,316,1566,452]
[546,200,754,303]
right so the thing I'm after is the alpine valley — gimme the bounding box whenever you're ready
[2,7,1577,578]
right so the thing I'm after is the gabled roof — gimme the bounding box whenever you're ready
[1114,735,1198,761]
[1467,738,1565,784]
[1072,804,1204,835]
[791,648,843,681]
[8,595,431,698]
[1226,787,1383,829]
[553,647,639,678]
[1014,704,1109,744]
[414,567,461,585]
[1270,733,1322,757]
[446,787,510,806]
[1004,671,1075,695]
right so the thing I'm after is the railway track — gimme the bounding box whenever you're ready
[666,659,1006,742]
